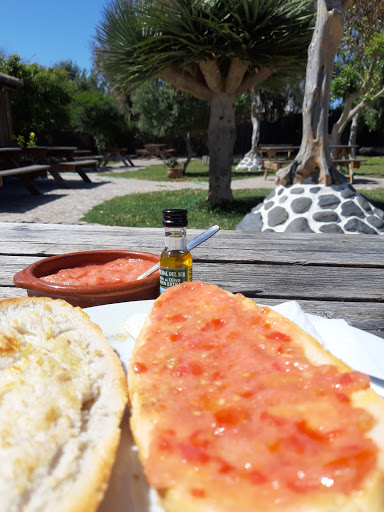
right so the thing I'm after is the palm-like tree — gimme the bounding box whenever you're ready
[95,0,314,205]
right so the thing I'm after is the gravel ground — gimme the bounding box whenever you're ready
[1,158,383,225]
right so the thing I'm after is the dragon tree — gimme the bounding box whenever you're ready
[95,0,314,205]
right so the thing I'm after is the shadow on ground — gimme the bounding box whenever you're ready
[0,177,106,214]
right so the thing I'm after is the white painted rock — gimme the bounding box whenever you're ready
[236,183,384,235]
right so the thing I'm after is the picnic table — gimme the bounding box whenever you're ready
[0,147,51,194]
[258,145,300,178]
[258,144,359,160]
[18,146,98,187]
[144,143,167,155]
[0,146,22,167]
[259,144,363,183]
[1,222,383,340]
[138,144,176,159]
[1,221,384,511]
[330,145,359,159]
[258,145,300,159]
[101,148,134,167]
[329,145,362,184]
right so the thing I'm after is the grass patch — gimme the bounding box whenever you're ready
[357,189,384,211]
[102,159,265,182]
[103,157,384,182]
[86,157,384,230]
[354,157,384,178]
[82,188,272,230]
[82,187,384,230]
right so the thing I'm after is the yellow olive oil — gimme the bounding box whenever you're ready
[160,209,192,294]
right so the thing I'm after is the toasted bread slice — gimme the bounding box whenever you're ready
[0,297,127,512]
[129,281,384,512]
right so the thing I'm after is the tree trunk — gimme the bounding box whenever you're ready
[182,131,193,174]
[329,92,359,148]
[348,111,360,158]
[207,93,236,204]
[245,88,261,158]
[276,0,347,186]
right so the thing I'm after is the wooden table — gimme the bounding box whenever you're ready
[258,146,300,178]
[330,145,359,159]
[143,144,175,159]
[20,146,49,164]
[21,146,98,185]
[144,143,167,156]
[0,146,22,167]
[46,146,78,161]
[0,147,51,194]
[1,223,383,339]
[6,146,79,165]
[102,148,133,167]
[258,145,359,160]
[258,145,300,159]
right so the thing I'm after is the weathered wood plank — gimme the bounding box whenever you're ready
[0,287,28,300]
[1,223,383,267]
[0,165,50,177]
[192,263,384,301]
[1,223,383,342]
[2,254,383,302]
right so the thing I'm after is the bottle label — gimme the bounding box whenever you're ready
[160,267,192,293]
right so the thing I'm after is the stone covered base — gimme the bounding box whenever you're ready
[236,183,384,235]
[236,155,262,171]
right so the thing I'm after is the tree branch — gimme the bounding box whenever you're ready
[370,84,384,102]
[361,55,378,91]
[224,57,249,94]
[348,84,384,119]
[160,66,213,102]
[332,90,360,134]
[199,60,224,94]
[235,66,274,95]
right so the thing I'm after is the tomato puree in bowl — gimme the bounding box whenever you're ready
[41,258,154,286]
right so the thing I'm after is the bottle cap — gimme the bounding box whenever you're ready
[162,209,188,227]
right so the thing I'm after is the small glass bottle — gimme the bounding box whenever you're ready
[160,209,192,294]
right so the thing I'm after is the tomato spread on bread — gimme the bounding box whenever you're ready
[130,282,380,511]
[41,258,153,285]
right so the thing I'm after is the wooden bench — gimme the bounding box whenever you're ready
[50,159,98,185]
[332,159,365,184]
[135,149,150,158]
[160,148,176,159]
[73,149,92,156]
[262,159,291,179]
[263,158,366,183]
[102,149,134,167]
[74,155,103,167]
[0,164,50,195]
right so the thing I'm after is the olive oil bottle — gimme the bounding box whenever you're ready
[160,209,192,294]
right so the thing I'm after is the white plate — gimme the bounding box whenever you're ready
[87,299,155,373]
[86,300,384,512]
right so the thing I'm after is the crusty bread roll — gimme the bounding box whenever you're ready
[0,296,127,512]
[128,281,384,512]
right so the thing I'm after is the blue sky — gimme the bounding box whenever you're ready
[0,0,107,73]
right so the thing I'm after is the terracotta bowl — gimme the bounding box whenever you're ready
[13,250,160,308]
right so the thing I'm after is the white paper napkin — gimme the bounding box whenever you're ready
[271,301,324,343]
